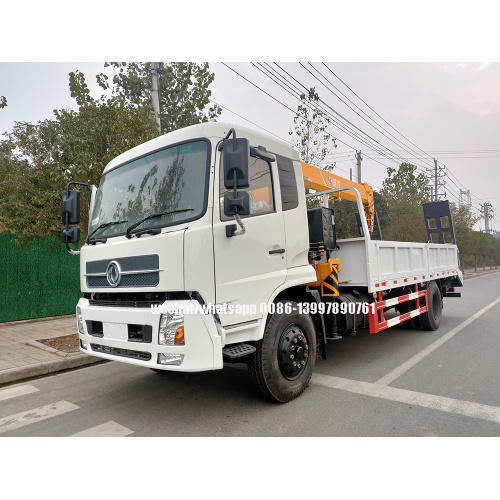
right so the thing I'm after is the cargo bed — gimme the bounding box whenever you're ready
[336,237,463,293]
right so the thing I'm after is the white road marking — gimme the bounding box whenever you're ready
[312,374,500,425]
[0,384,39,402]
[71,421,133,437]
[0,400,79,434]
[376,297,500,386]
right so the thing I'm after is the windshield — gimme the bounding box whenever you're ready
[89,140,210,239]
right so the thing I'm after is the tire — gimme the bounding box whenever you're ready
[403,315,422,330]
[420,281,442,331]
[248,301,316,403]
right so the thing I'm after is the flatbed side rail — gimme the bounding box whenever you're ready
[369,285,428,333]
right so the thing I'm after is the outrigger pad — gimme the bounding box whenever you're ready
[422,200,456,244]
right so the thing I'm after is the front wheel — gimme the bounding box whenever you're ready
[248,301,316,403]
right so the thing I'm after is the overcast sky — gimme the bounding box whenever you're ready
[1,61,498,231]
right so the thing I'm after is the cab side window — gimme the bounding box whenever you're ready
[220,156,275,221]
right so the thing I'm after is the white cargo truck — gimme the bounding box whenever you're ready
[61,122,463,402]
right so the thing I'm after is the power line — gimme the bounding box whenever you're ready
[255,62,392,159]
[215,69,385,189]
[271,62,438,181]
[219,63,492,208]
[322,63,438,166]
[250,61,406,174]
[269,62,423,171]
[303,62,436,170]
[221,63,295,114]
[368,155,500,159]
[209,98,286,142]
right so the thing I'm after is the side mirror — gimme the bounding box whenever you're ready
[223,137,250,189]
[61,189,81,224]
[224,191,250,217]
[61,226,80,244]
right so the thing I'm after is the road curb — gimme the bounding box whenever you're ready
[25,339,81,358]
[0,354,106,386]
[0,314,75,328]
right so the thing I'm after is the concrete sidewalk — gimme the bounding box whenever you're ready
[0,315,104,386]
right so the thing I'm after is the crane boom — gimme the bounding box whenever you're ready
[301,161,375,232]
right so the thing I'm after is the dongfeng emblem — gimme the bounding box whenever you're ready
[106,260,121,287]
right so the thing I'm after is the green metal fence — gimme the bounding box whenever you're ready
[0,234,82,323]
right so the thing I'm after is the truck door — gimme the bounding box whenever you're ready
[213,154,287,327]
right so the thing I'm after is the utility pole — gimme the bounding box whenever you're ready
[434,159,438,201]
[480,202,493,233]
[151,62,162,134]
[459,189,472,210]
[356,151,362,184]
[427,159,446,201]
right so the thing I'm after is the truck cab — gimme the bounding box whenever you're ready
[74,122,315,376]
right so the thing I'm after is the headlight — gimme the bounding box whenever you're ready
[158,313,185,346]
[77,306,85,334]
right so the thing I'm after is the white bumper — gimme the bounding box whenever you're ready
[77,298,223,371]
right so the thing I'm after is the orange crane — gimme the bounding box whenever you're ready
[301,161,375,233]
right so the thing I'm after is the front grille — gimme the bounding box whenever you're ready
[89,299,162,308]
[84,291,191,306]
[90,343,151,361]
[86,255,159,274]
[86,254,160,288]
[87,272,159,288]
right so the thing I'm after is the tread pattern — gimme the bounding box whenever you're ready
[420,281,442,331]
[248,301,316,403]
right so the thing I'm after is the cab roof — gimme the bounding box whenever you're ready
[102,121,299,174]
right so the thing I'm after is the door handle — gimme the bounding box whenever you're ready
[269,248,285,254]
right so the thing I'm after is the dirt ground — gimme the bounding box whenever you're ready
[37,334,80,353]
[462,267,499,280]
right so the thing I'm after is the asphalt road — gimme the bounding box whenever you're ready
[2,272,500,437]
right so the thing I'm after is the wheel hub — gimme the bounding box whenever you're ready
[278,325,309,380]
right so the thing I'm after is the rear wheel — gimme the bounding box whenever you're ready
[248,301,316,403]
[403,315,422,330]
[420,281,442,331]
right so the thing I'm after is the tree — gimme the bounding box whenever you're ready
[451,205,478,272]
[289,88,337,169]
[290,87,338,209]
[373,190,391,237]
[1,61,222,245]
[95,62,221,133]
[0,96,7,109]
[380,163,431,242]
[0,100,156,245]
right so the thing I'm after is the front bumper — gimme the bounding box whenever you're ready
[77,298,223,371]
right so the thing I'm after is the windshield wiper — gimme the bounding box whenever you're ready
[125,209,194,239]
[87,220,128,244]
